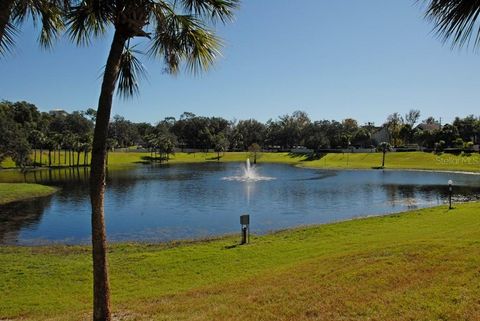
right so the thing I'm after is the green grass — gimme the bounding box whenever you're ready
[300,151,480,172]
[0,183,58,205]
[1,203,480,320]
[3,151,479,173]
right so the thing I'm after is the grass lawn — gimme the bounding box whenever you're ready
[300,151,480,172]
[0,183,58,205]
[2,151,479,173]
[1,202,480,320]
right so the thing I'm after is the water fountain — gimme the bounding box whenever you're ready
[222,158,274,182]
[244,158,256,180]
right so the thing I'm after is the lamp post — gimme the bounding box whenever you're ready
[240,214,250,244]
[448,180,453,209]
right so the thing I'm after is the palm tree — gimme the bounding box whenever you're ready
[0,0,65,56]
[66,1,238,319]
[423,1,480,49]
[378,142,390,168]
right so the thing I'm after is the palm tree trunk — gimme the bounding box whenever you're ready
[382,151,386,168]
[90,30,126,321]
[0,0,14,48]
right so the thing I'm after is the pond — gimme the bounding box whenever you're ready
[0,162,479,245]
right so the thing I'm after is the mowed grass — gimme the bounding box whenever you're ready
[0,183,58,205]
[0,151,300,170]
[1,203,480,320]
[301,151,480,172]
[2,151,479,172]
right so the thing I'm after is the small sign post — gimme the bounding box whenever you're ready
[240,214,250,244]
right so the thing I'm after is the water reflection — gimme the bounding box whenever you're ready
[0,164,479,244]
[0,196,53,243]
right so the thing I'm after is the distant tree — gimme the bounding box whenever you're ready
[213,133,229,161]
[434,140,446,153]
[453,115,479,144]
[84,108,97,122]
[436,124,459,147]
[399,124,415,145]
[248,143,262,164]
[351,128,371,147]
[234,119,266,150]
[109,115,139,148]
[405,109,421,127]
[342,118,358,135]
[157,134,177,162]
[385,113,404,147]
[304,122,330,152]
[266,111,311,149]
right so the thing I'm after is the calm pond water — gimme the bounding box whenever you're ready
[0,163,479,245]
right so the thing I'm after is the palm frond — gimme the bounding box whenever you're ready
[423,0,480,49]
[117,46,147,99]
[37,1,65,48]
[9,0,65,49]
[149,7,222,74]
[0,22,16,55]
[180,0,239,24]
[67,0,113,45]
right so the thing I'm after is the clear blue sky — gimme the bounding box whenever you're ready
[1,0,479,125]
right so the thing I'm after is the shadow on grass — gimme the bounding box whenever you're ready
[205,156,222,161]
[136,156,170,164]
[288,152,327,162]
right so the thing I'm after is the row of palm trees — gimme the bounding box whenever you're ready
[30,131,93,167]
[1,1,479,321]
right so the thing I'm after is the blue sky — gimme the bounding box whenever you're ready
[1,0,479,125]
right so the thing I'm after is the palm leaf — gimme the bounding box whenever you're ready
[149,7,221,74]
[117,46,147,99]
[423,0,480,49]
[66,0,113,45]
[37,1,65,48]
[180,0,240,23]
[0,22,16,55]
[12,0,65,48]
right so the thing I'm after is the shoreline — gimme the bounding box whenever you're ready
[0,183,59,205]
[296,164,480,175]
[1,201,469,248]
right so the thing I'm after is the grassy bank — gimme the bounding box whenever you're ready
[301,151,480,172]
[2,151,480,173]
[1,202,480,320]
[0,183,58,205]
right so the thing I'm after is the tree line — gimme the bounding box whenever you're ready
[2,101,480,168]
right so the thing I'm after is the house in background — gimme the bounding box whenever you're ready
[415,122,441,132]
[371,126,390,145]
[49,109,68,117]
